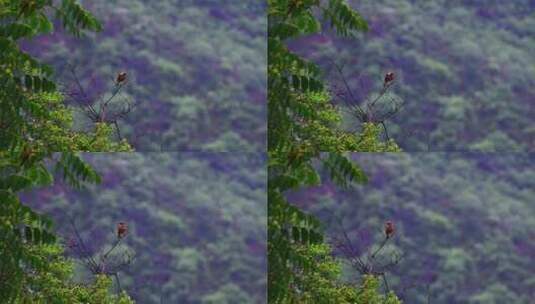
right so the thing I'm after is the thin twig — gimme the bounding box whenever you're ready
[69,217,99,271]
[328,59,366,118]
[114,273,122,293]
[371,236,389,259]
[382,273,390,292]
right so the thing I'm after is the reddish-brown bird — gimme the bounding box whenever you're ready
[116,72,127,84]
[117,222,128,239]
[384,72,395,86]
[385,221,395,239]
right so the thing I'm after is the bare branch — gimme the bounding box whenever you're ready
[62,66,136,140]
[329,219,404,295]
[65,219,135,295]
[326,63,404,140]
[327,59,366,119]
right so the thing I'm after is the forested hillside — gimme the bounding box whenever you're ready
[22,1,266,151]
[290,1,535,151]
[22,153,266,303]
[289,154,535,303]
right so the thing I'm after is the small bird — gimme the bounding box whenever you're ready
[117,222,128,239]
[384,72,395,86]
[384,221,395,239]
[116,72,127,85]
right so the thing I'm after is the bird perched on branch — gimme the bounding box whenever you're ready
[116,72,127,85]
[385,221,395,239]
[384,71,395,87]
[117,222,128,239]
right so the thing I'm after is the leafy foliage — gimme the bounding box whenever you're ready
[4,242,133,303]
[268,0,399,153]
[0,149,116,301]
[1,0,131,301]
[288,243,400,303]
[268,0,401,302]
[0,0,129,152]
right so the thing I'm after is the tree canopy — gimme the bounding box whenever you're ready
[268,0,401,302]
[1,0,132,302]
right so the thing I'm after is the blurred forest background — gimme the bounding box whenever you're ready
[22,153,266,303]
[21,0,266,151]
[289,1,535,151]
[288,153,535,303]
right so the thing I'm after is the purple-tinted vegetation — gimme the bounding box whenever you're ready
[288,153,534,302]
[22,153,267,303]
[21,1,266,151]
